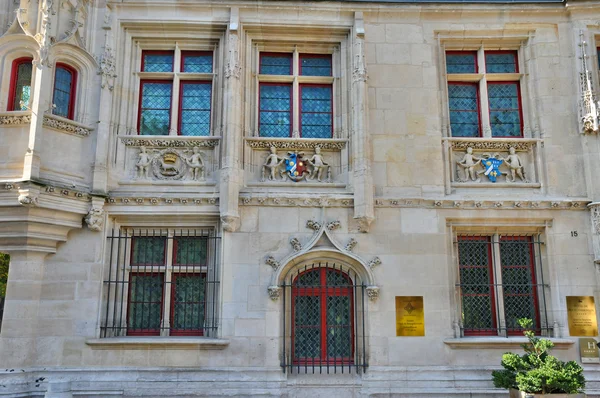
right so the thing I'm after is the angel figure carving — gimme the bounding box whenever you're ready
[185,147,205,181]
[500,147,528,183]
[261,146,285,182]
[136,146,153,179]
[456,147,481,182]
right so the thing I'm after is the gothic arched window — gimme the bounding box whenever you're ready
[52,63,77,119]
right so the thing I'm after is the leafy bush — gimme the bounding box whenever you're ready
[492,318,585,394]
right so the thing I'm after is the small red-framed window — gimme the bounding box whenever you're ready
[170,273,206,336]
[259,52,293,75]
[141,50,174,72]
[299,83,333,139]
[445,51,478,74]
[299,54,332,77]
[126,272,164,336]
[181,51,213,73]
[52,63,77,120]
[457,236,497,336]
[447,82,481,138]
[258,82,292,138]
[7,57,33,111]
[137,80,173,135]
[487,81,523,138]
[484,50,519,74]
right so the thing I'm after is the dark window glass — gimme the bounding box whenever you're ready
[142,52,174,72]
[131,236,166,266]
[260,54,292,75]
[139,82,172,135]
[488,83,522,137]
[53,66,74,118]
[300,55,332,76]
[448,83,480,137]
[300,85,332,139]
[179,82,211,136]
[485,52,518,73]
[171,274,206,336]
[173,237,207,266]
[259,84,291,137]
[128,273,163,335]
[446,52,477,74]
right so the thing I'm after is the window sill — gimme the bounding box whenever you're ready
[43,113,93,137]
[444,337,574,350]
[245,137,347,151]
[85,337,230,350]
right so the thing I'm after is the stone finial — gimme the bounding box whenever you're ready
[85,207,104,232]
[306,219,322,231]
[345,238,357,252]
[368,257,381,269]
[366,286,379,301]
[290,237,302,252]
[268,286,281,300]
[265,255,280,271]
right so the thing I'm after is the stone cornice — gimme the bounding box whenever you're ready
[43,113,94,137]
[444,137,540,152]
[106,196,219,206]
[245,137,347,151]
[4,181,94,203]
[119,135,221,148]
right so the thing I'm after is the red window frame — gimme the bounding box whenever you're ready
[484,50,519,73]
[180,51,213,73]
[126,272,164,336]
[457,236,498,336]
[259,52,293,75]
[178,81,212,136]
[291,268,354,365]
[137,79,173,135]
[445,51,478,74]
[52,63,77,120]
[299,83,333,138]
[487,81,524,138]
[299,54,332,76]
[500,236,540,336]
[7,57,33,111]
[447,82,482,138]
[169,272,206,336]
[141,50,174,72]
[258,82,293,138]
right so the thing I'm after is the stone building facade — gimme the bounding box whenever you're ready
[1,0,600,396]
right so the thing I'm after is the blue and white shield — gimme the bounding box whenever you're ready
[482,158,503,182]
[286,153,298,176]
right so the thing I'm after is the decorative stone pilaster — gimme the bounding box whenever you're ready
[219,7,243,231]
[578,31,599,134]
[351,12,375,232]
[589,202,600,263]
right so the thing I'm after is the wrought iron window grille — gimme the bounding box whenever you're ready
[280,262,368,374]
[454,234,552,337]
[101,228,220,338]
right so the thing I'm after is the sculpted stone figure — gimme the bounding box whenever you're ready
[85,207,105,232]
[261,146,284,182]
[501,147,528,183]
[456,147,481,182]
[136,146,152,179]
[307,146,330,182]
[185,147,205,180]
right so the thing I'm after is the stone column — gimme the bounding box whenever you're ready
[219,7,243,232]
[351,12,374,233]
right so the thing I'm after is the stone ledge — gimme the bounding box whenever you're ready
[245,137,347,151]
[43,113,94,137]
[444,337,575,350]
[85,337,230,350]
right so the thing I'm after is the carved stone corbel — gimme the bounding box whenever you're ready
[221,215,240,233]
[366,286,379,301]
[268,286,281,300]
[85,207,104,232]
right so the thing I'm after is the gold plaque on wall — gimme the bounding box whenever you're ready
[395,296,425,336]
[567,296,598,337]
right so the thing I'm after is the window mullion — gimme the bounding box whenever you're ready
[492,233,506,336]
[171,75,180,136]
[293,49,300,137]
[479,77,491,138]
[162,231,174,336]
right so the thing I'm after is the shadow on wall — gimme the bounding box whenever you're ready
[0,252,9,332]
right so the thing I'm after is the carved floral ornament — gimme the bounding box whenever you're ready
[120,136,220,148]
[245,138,346,151]
[43,114,93,137]
[265,218,380,301]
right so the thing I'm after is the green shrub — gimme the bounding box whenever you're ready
[491,318,585,394]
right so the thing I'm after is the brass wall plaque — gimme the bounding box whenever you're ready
[395,296,425,336]
[567,296,598,337]
[579,338,600,364]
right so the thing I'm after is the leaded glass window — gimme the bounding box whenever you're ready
[260,53,292,75]
[9,58,32,111]
[142,51,174,72]
[128,273,163,335]
[488,83,522,137]
[446,52,477,74]
[485,51,518,73]
[259,84,292,138]
[181,52,213,73]
[171,273,206,336]
[53,64,76,119]
[139,82,172,135]
[300,55,332,76]
[448,83,480,137]
[179,82,211,136]
[300,85,332,139]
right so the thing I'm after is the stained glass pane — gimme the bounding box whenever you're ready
[53,67,73,118]
[259,84,291,137]
[485,52,517,73]
[446,52,477,74]
[260,54,292,75]
[128,274,163,332]
[180,83,211,136]
[448,84,480,137]
[131,236,165,266]
[140,82,172,135]
[172,274,205,333]
[294,295,321,359]
[301,86,332,139]
[458,238,495,332]
[488,83,521,137]
[174,237,207,266]
[295,269,320,287]
[143,53,174,72]
[182,53,213,73]
[326,270,350,286]
[13,62,32,111]
[301,56,332,76]
[500,237,538,331]
[327,296,351,358]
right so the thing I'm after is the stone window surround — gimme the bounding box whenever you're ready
[439,35,536,139]
[1,47,37,112]
[446,220,555,341]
